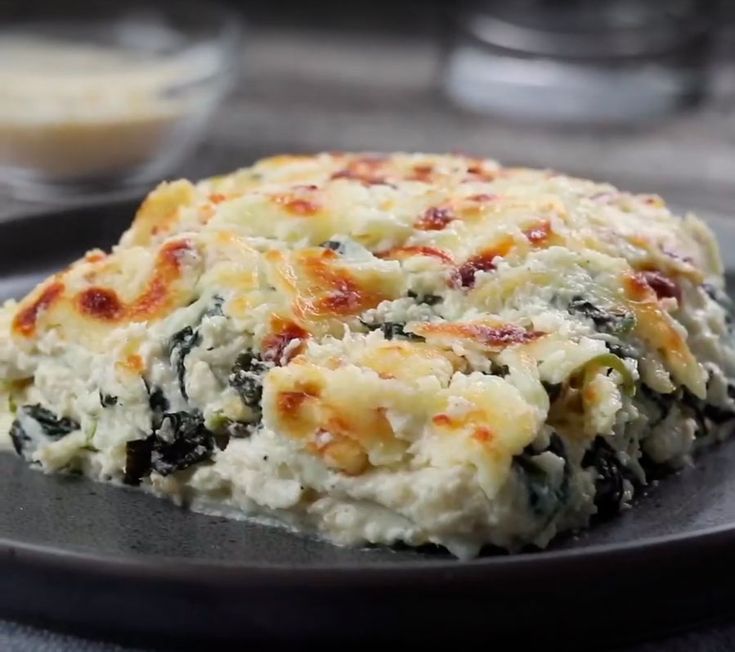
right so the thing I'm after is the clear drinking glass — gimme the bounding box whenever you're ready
[442,0,714,125]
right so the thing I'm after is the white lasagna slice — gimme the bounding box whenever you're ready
[1,152,734,558]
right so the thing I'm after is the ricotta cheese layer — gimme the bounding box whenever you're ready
[2,152,734,558]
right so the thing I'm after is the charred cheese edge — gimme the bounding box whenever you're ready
[1,152,734,559]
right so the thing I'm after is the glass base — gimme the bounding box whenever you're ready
[0,175,156,203]
[444,46,703,124]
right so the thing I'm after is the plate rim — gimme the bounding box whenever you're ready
[2,507,735,584]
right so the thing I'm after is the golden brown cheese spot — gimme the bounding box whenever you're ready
[291,249,394,318]
[312,408,389,475]
[330,156,388,186]
[378,245,455,265]
[278,390,315,414]
[310,430,368,476]
[472,426,494,443]
[406,163,436,183]
[84,250,106,264]
[13,281,64,337]
[199,204,216,224]
[635,270,682,303]
[453,239,514,288]
[623,273,703,395]
[432,408,495,444]
[121,353,145,373]
[464,160,497,182]
[209,193,227,204]
[267,362,409,475]
[272,377,325,437]
[582,383,598,404]
[126,239,193,322]
[432,413,451,427]
[408,163,434,182]
[262,316,310,364]
[284,198,319,216]
[414,321,544,350]
[523,219,553,246]
[76,287,124,321]
[642,194,665,207]
[272,186,321,217]
[415,206,456,231]
[467,193,497,203]
[13,239,197,344]
[126,180,197,246]
[356,340,464,382]
[273,383,377,476]
[459,194,501,221]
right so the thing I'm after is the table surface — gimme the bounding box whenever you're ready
[1,22,735,651]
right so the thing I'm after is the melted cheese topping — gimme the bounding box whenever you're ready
[8,152,720,450]
[2,151,732,557]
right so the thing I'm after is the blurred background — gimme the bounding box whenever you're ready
[0,0,733,233]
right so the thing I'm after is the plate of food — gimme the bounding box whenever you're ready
[1,152,735,647]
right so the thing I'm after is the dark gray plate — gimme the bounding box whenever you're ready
[2,202,735,648]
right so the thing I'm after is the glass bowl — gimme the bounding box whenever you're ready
[0,0,242,200]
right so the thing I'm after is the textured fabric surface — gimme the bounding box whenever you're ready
[4,617,735,651]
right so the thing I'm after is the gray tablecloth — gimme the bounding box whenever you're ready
[4,617,735,651]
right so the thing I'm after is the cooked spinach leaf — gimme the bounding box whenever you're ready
[703,283,732,312]
[605,341,638,360]
[168,326,201,401]
[99,393,118,408]
[568,297,635,335]
[641,381,735,439]
[379,322,425,342]
[9,404,80,457]
[125,411,216,483]
[229,351,270,419]
[638,384,674,428]
[225,421,256,439]
[26,404,79,438]
[151,411,214,476]
[360,319,425,342]
[542,381,562,403]
[124,437,153,486]
[487,362,510,377]
[407,290,442,306]
[205,295,225,318]
[209,414,255,442]
[682,388,735,429]
[514,433,568,518]
[582,436,635,517]
[146,384,169,430]
[8,420,26,455]
[321,239,347,254]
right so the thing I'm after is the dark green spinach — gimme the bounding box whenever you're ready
[99,393,118,408]
[407,290,442,306]
[229,351,270,420]
[124,410,216,484]
[168,326,201,401]
[568,297,635,335]
[320,240,347,254]
[379,322,425,342]
[582,436,635,517]
[514,433,569,518]
[9,404,80,456]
